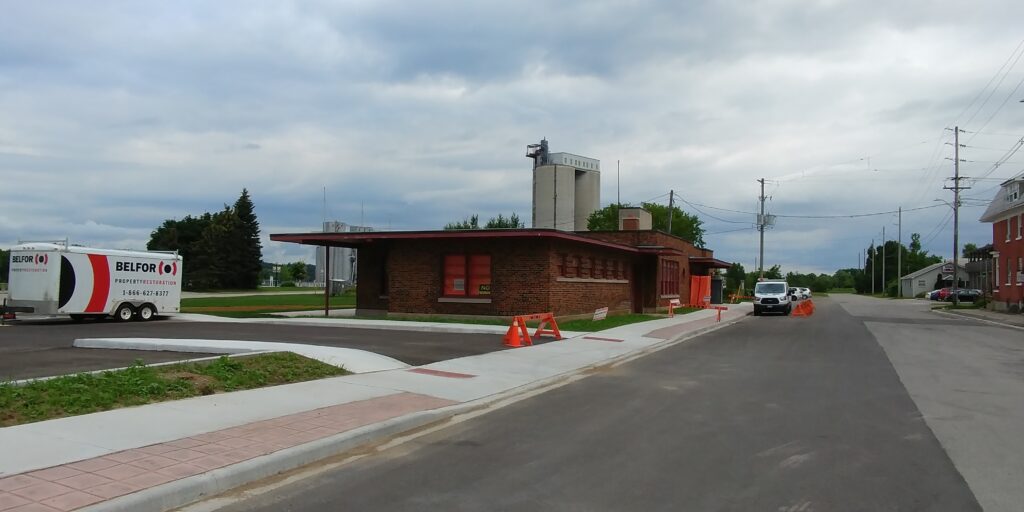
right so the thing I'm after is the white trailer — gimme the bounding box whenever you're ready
[6,242,182,321]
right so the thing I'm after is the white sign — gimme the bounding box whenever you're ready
[942,264,954,273]
[593,307,609,321]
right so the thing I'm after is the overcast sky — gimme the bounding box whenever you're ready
[2,1,1024,275]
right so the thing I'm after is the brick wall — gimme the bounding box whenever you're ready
[580,230,712,309]
[547,240,634,316]
[355,245,388,313]
[991,217,1024,310]
[354,237,639,317]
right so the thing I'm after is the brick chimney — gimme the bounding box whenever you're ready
[618,207,652,231]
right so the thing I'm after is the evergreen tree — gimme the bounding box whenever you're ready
[233,189,263,289]
[0,248,9,283]
[148,214,212,289]
[485,213,524,228]
[444,215,480,230]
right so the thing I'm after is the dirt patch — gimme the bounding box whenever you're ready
[162,371,217,395]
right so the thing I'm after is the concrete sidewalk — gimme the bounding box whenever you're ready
[934,306,1024,329]
[0,304,751,512]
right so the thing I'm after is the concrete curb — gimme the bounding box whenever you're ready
[176,313,585,337]
[933,309,1024,331]
[83,311,750,512]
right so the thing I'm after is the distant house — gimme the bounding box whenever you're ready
[899,261,966,298]
[978,176,1024,312]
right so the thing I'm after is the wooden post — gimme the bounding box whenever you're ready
[324,245,330,317]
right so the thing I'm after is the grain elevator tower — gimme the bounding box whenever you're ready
[526,139,600,231]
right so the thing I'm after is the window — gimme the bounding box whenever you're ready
[602,259,610,278]
[1018,213,1022,239]
[1019,257,1023,286]
[558,253,568,277]
[994,258,1000,289]
[443,254,491,297]
[661,259,680,295]
[1007,217,1012,242]
[589,257,597,278]
[1008,257,1013,286]
[1007,182,1021,202]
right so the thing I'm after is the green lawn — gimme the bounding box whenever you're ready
[187,287,325,294]
[828,288,856,294]
[558,313,682,332]
[0,353,348,427]
[181,293,355,317]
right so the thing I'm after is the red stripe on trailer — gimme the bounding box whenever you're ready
[85,254,111,313]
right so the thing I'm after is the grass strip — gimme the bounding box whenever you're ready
[558,313,674,332]
[181,293,356,317]
[182,294,355,308]
[0,353,348,427]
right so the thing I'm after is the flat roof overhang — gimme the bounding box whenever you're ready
[689,256,732,269]
[270,229,643,254]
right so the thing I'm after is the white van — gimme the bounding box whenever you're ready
[753,280,792,316]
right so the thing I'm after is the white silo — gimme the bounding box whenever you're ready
[526,139,601,231]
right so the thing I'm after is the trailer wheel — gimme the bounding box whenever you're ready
[70,314,86,323]
[136,304,156,322]
[115,303,135,322]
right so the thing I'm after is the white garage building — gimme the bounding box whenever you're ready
[899,261,967,298]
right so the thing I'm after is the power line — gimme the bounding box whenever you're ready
[705,226,755,235]
[961,38,1024,129]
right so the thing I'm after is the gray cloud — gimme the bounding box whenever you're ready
[1,0,1022,273]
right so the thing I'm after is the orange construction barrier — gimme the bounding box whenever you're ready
[710,305,727,322]
[503,312,562,348]
[689,276,711,308]
[791,299,815,317]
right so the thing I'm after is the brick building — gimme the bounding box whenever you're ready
[270,228,729,318]
[979,176,1024,312]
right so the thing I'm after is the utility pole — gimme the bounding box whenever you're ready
[882,226,886,295]
[897,206,902,291]
[758,178,766,279]
[667,189,675,235]
[870,240,875,296]
[944,126,969,306]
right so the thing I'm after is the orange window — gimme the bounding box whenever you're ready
[444,254,491,296]
[468,255,491,296]
[444,254,467,296]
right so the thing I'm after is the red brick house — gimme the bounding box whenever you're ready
[270,228,729,318]
[979,176,1024,312]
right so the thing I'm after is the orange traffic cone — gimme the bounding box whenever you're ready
[504,317,532,347]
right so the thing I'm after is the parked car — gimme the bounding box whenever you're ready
[798,287,811,299]
[788,287,800,300]
[934,287,952,301]
[945,289,981,302]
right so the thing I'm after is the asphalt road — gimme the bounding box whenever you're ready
[212,296,997,512]
[0,317,506,380]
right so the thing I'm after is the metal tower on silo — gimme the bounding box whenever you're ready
[526,139,600,231]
